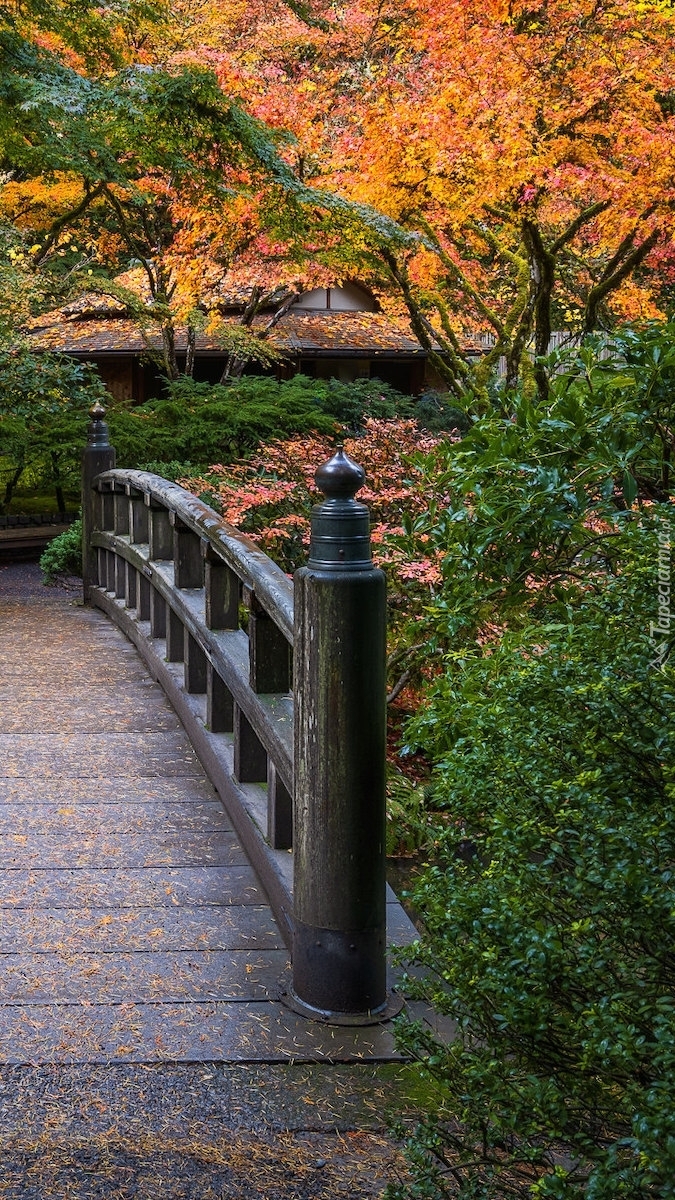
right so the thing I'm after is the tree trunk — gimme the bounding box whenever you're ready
[185,325,196,378]
[381,249,466,396]
[2,457,25,511]
[522,219,555,403]
[50,452,66,514]
[219,352,242,384]
[161,323,180,381]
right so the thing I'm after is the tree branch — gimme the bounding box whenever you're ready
[32,182,106,266]
[583,227,661,334]
[550,200,611,255]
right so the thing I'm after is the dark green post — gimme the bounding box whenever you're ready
[292,449,388,1019]
[81,401,115,603]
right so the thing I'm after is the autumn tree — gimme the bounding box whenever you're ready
[0,0,342,381]
[5,0,674,400]
[186,0,675,400]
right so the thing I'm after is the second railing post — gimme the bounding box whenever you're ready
[292,449,388,1019]
[81,402,115,603]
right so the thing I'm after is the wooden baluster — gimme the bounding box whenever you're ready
[233,705,267,783]
[101,483,115,532]
[114,553,125,599]
[203,546,239,629]
[147,499,172,561]
[166,606,184,661]
[125,560,137,609]
[137,572,151,620]
[150,589,166,638]
[171,515,203,588]
[127,487,149,545]
[113,485,130,536]
[206,664,233,732]
[184,631,207,693]
[97,547,106,588]
[248,593,291,694]
[106,550,115,593]
[267,761,293,850]
[81,402,115,603]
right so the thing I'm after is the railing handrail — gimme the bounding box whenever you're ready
[96,468,294,644]
[81,402,398,1022]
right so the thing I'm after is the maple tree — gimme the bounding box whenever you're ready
[0,0,345,381]
[0,49,313,377]
[3,0,675,399]
[178,416,445,700]
[179,0,675,399]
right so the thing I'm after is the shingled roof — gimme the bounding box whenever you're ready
[27,304,428,357]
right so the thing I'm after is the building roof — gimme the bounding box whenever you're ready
[27,306,429,358]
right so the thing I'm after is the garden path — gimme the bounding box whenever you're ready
[0,563,403,1064]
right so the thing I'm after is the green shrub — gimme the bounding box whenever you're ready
[389,328,675,660]
[389,511,675,1199]
[106,373,411,469]
[412,390,471,434]
[0,351,107,512]
[39,517,82,582]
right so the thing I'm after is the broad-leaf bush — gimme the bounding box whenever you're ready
[388,515,674,1197]
[39,517,82,582]
[392,330,675,655]
[383,330,675,1198]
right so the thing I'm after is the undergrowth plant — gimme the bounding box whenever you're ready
[383,329,675,1199]
[39,517,82,582]
[388,513,675,1198]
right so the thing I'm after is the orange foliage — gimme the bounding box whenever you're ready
[6,0,674,386]
[156,0,675,387]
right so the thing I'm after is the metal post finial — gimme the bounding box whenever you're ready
[87,401,111,450]
[308,449,371,571]
[315,447,365,500]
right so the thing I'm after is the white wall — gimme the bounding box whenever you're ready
[295,284,377,312]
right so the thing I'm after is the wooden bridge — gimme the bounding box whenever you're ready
[0,407,423,1067]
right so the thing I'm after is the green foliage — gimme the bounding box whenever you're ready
[390,516,675,1198]
[392,328,674,656]
[0,351,107,511]
[39,517,82,583]
[386,770,438,857]
[107,373,410,468]
[311,375,412,429]
[600,321,675,496]
[108,375,335,467]
[412,390,471,435]
[381,329,675,1199]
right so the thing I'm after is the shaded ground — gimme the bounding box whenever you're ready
[0,1063,415,1198]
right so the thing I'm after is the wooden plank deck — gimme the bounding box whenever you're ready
[0,563,405,1064]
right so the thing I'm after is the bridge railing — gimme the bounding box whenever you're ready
[81,402,397,1022]
[92,466,295,848]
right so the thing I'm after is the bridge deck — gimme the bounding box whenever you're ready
[0,564,405,1064]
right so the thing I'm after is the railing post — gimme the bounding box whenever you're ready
[81,402,115,603]
[292,449,388,1019]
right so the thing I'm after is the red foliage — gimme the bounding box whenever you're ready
[179,419,448,590]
